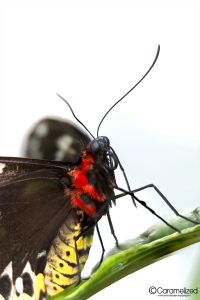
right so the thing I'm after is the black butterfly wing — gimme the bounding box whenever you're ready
[0,157,71,280]
[23,118,91,162]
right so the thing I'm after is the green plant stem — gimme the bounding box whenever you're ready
[51,207,200,300]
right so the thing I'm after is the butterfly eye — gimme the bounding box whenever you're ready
[89,140,100,154]
[98,136,110,149]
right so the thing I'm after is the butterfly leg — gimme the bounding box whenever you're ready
[107,210,119,247]
[115,187,181,232]
[115,184,199,226]
[73,223,106,280]
[111,147,136,207]
[73,224,96,284]
[93,211,121,272]
[95,222,105,268]
[93,218,120,272]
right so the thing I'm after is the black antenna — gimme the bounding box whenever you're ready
[97,45,160,137]
[56,93,95,139]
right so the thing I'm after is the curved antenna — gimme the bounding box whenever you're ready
[97,45,160,137]
[56,93,95,139]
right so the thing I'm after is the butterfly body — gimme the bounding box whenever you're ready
[43,146,116,297]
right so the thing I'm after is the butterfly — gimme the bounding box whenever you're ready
[0,115,117,300]
[0,46,197,300]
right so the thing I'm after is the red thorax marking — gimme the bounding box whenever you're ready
[65,151,105,216]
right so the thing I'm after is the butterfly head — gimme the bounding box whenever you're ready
[89,136,118,171]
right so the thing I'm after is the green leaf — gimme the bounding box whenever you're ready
[50,207,200,300]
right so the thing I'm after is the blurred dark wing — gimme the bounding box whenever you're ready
[23,118,91,162]
[0,157,71,280]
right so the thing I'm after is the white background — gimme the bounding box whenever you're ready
[0,0,200,299]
